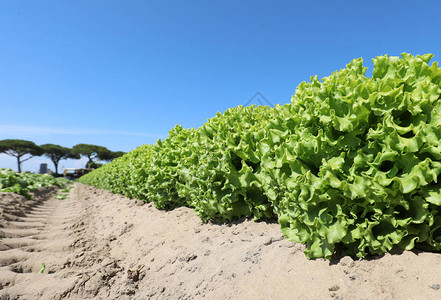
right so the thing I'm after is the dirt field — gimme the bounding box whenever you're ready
[1,183,441,299]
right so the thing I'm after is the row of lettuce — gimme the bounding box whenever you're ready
[0,168,69,199]
[80,53,441,259]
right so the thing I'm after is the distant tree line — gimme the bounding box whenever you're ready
[0,139,125,174]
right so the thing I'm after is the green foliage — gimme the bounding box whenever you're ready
[54,186,73,200]
[80,53,441,259]
[0,139,42,155]
[72,144,125,167]
[40,144,79,174]
[104,151,126,161]
[0,139,42,172]
[54,193,68,200]
[0,168,70,198]
[72,144,111,167]
[38,263,46,274]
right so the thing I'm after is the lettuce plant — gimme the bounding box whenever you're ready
[0,168,70,198]
[80,53,441,259]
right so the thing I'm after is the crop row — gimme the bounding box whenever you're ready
[80,53,441,259]
[0,168,70,198]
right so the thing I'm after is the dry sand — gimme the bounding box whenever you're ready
[1,183,441,299]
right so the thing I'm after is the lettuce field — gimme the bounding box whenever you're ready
[0,168,70,198]
[79,53,441,259]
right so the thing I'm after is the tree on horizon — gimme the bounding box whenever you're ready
[0,139,42,172]
[40,144,80,175]
[72,143,112,168]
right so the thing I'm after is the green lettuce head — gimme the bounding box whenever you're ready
[80,53,441,259]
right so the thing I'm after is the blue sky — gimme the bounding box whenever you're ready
[1,0,441,172]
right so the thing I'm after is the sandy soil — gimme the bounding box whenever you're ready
[1,183,441,299]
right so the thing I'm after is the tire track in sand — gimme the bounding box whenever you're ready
[0,185,83,299]
[2,183,441,300]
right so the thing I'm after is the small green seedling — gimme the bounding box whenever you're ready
[38,262,46,274]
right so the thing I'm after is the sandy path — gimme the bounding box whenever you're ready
[1,183,441,299]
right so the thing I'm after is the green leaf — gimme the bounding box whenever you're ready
[78,53,441,259]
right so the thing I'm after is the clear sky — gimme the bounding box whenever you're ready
[1,0,441,172]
